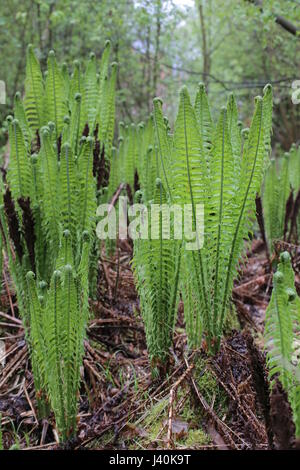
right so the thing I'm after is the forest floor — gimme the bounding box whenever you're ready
[0,237,299,450]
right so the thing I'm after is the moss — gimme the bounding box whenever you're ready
[140,397,169,443]
[179,428,211,448]
[178,392,196,423]
[126,356,227,449]
[129,386,212,449]
[87,430,115,449]
[193,357,227,419]
[143,398,169,428]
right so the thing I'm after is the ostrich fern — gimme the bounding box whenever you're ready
[263,145,300,249]
[1,43,117,440]
[263,154,291,250]
[111,84,272,360]
[132,180,181,370]
[153,84,273,352]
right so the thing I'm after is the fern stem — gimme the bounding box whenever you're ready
[28,51,42,128]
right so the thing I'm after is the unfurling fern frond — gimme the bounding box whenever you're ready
[263,159,281,250]
[194,82,213,157]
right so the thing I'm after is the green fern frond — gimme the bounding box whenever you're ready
[3,44,117,441]
[263,159,280,249]
[262,84,273,163]
[209,107,235,336]
[26,271,48,416]
[132,180,178,365]
[99,40,111,104]
[24,44,45,132]
[61,62,70,100]
[194,82,213,156]
[69,93,82,154]
[288,144,300,193]
[45,50,68,141]
[153,98,172,198]
[83,53,98,129]
[102,62,118,158]
[172,86,210,341]
[263,149,294,250]
[98,40,111,136]
[56,229,74,270]
[78,136,97,235]
[40,126,60,252]
[14,92,32,148]
[59,143,77,242]
[227,93,241,182]
[7,117,31,200]
[44,269,67,439]
[216,90,272,347]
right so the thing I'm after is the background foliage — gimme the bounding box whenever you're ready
[0,0,299,148]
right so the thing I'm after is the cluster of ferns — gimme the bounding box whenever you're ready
[6,41,298,443]
[109,84,273,368]
[264,252,300,440]
[0,42,117,440]
[263,144,300,252]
